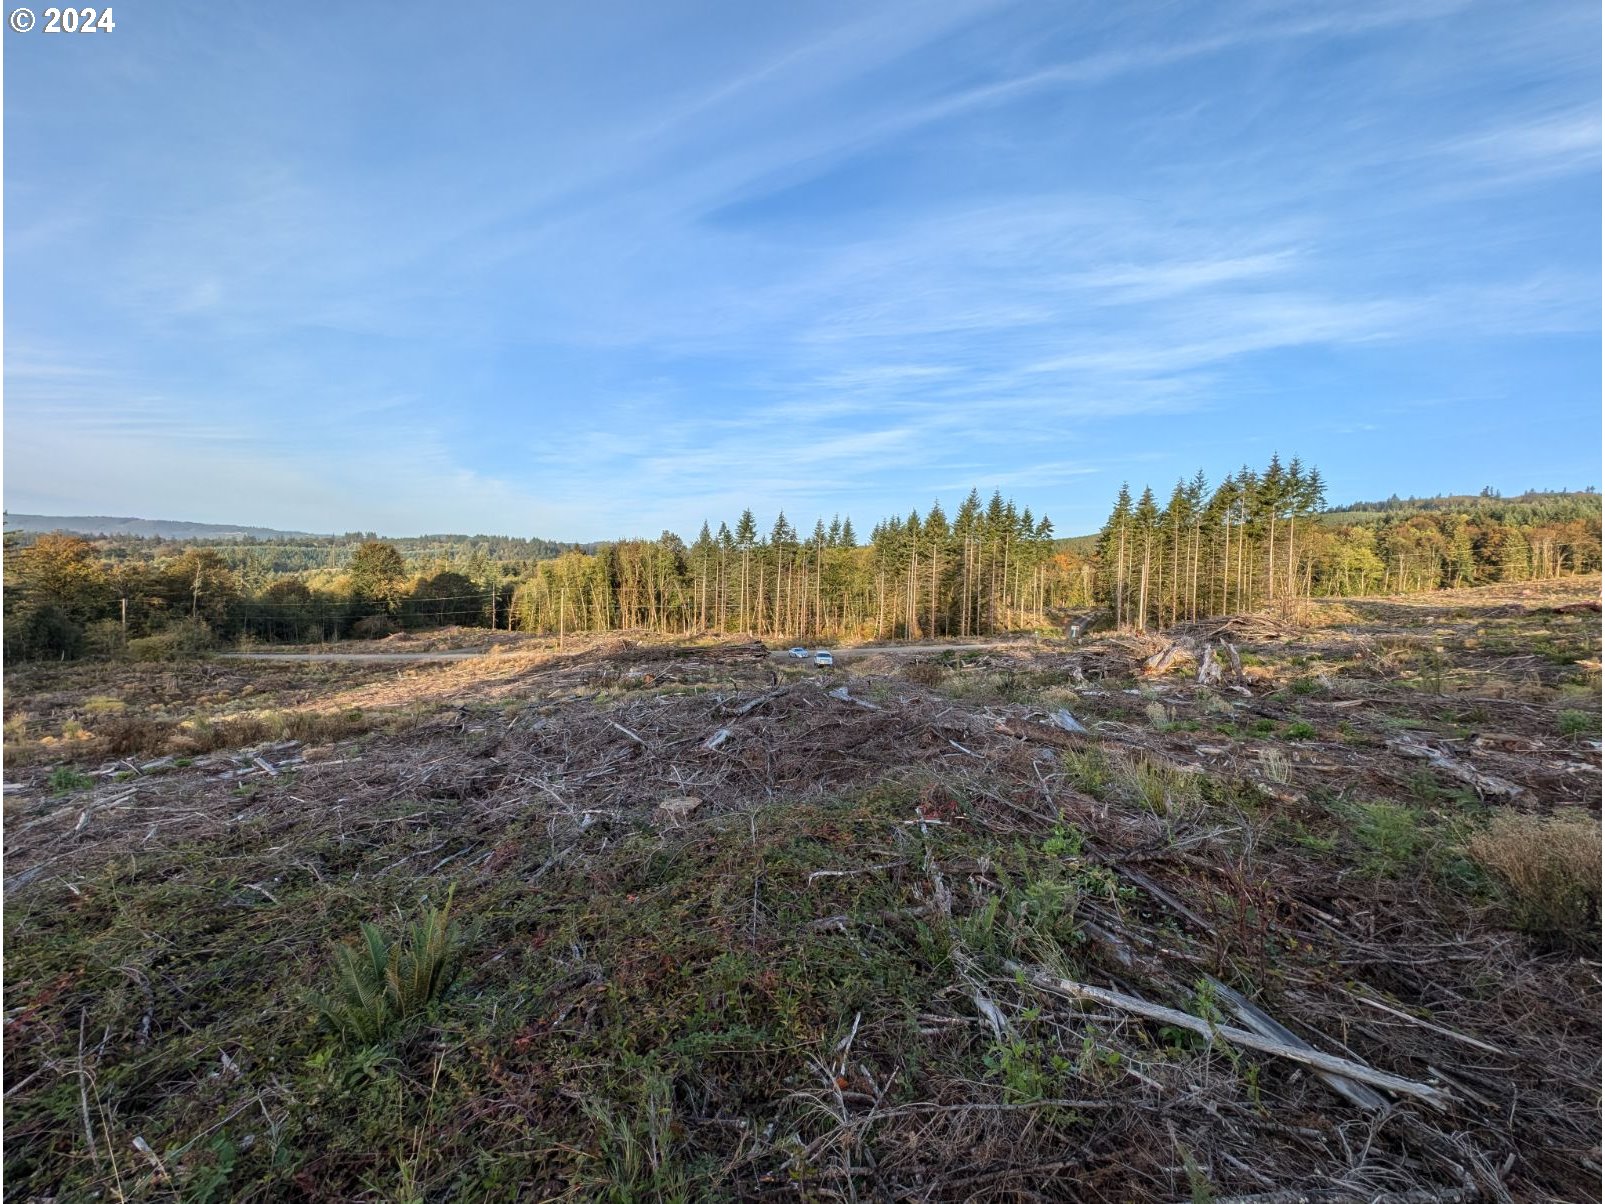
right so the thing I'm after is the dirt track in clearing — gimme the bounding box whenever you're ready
[219,639,1033,664]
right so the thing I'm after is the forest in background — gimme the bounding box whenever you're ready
[4,465,1599,660]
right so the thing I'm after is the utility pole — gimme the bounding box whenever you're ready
[120,597,128,644]
[488,584,496,630]
[559,585,566,650]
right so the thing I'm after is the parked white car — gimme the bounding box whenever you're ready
[787,646,809,658]
[814,650,834,667]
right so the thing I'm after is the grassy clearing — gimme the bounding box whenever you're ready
[4,778,1145,1199]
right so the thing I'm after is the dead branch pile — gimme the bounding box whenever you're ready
[1175,613,1300,643]
[1075,632,1175,679]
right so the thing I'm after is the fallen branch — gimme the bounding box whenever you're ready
[77,1009,99,1168]
[1207,1190,1474,1204]
[1344,988,1509,1057]
[1207,977,1388,1112]
[723,687,785,718]
[807,861,904,884]
[607,720,647,746]
[1005,963,1451,1110]
[1386,734,1524,799]
[828,685,882,711]
[1143,640,1196,676]
[1116,865,1212,932]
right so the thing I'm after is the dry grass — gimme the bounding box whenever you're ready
[900,660,946,686]
[1469,812,1602,947]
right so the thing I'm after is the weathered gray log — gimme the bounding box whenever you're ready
[1207,1190,1474,1204]
[1206,977,1389,1112]
[1143,640,1197,675]
[1005,962,1451,1110]
[1047,709,1089,734]
[828,686,881,711]
[1386,735,1525,799]
[1224,642,1244,679]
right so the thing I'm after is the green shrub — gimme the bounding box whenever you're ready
[48,766,93,794]
[1131,757,1200,816]
[127,618,215,661]
[1558,710,1596,738]
[1042,824,1086,858]
[4,601,84,661]
[313,891,458,1044]
[1062,746,1110,797]
[1282,720,1316,741]
[352,615,400,639]
[1352,802,1422,877]
[83,619,127,659]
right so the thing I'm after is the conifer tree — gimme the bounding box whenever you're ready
[1186,470,1208,620]
[925,500,949,637]
[1133,486,1159,630]
[770,512,796,636]
[735,509,757,633]
[1260,455,1286,603]
[811,518,828,634]
[1097,484,1133,627]
[693,521,715,629]
[954,490,982,636]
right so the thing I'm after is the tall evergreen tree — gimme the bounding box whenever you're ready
[1097,484,1134,626]
[735,509,757,633]
[1133,486,1160,630]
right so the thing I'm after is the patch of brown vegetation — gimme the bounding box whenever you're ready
[1469,812,1602,946]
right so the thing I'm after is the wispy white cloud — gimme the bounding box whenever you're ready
[4,0,1598,536]
[1437,107,1602,185]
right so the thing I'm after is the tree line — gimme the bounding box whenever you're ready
[4,467,1599,660]
[507,492,1070,641]
[1094,458,1601,630]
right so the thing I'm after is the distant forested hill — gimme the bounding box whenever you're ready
[3,514,315,539]
[1324,490,1600,523]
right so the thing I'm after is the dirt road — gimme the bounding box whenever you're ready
[219,640,1036,664]
[220,650,489,663]
[774,640,1030,660]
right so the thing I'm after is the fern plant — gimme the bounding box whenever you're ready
[314,889,457,1043]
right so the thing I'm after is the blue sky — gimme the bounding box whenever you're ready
[5,0,1599,539]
